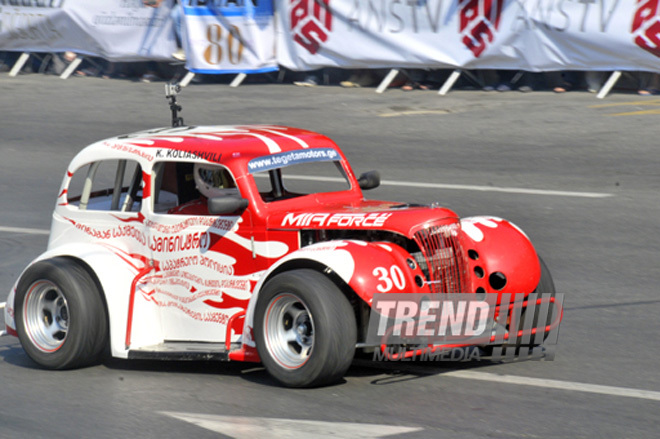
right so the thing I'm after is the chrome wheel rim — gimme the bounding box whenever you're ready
[264,293,314,369]
[23,280,69,352]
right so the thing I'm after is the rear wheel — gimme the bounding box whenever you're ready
[254,269,357,387]
[15,257,108,369]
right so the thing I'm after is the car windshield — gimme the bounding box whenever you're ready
[248,149,351,202]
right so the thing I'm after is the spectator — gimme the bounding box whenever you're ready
[170,0,185,61]
[293,70,322,87]
[340,70,383,88]
[638,72,660,95]
[548,71,582,93]
[401,69,432,91]
[585,72,605,93]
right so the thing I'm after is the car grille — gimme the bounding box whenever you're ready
[412,222,468,295]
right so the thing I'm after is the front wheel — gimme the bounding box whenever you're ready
[516,256,556,346]
[254,269,357,387]
[15,257,108,369]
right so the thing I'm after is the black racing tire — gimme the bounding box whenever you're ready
[516,256,556,346]
[14,257,108,369]
[254,269,357,388]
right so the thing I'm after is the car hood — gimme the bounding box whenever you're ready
[267,199,460,237]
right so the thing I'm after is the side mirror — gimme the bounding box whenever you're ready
[208,196,249,215]
[357,170,380,190]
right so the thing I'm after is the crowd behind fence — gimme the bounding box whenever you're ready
[2,51,659,98]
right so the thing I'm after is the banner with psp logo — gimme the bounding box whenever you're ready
[633,0,660,58]
[277,0,660,72]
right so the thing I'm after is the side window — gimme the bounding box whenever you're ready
[151,162,238,215]
[67,159,143,212]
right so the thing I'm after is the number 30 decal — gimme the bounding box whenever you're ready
[373,266,406,292]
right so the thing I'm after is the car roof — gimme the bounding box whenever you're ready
[69,125,343,173]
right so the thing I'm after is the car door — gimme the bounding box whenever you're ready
[144,161,254,343]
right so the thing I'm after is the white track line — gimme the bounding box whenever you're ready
[162,413,422,438]
[282,175,613,199]
[379,180,612,198]
[0,226,49,235]
[444,370,660,402]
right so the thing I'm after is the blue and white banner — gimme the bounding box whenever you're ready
[0,0,177,61]
[182,1,277,74]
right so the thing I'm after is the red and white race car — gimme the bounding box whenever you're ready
[2,120,560,387]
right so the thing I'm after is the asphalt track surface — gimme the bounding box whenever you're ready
[0,74,659,438]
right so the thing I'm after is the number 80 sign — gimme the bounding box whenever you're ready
[182,5,277,74]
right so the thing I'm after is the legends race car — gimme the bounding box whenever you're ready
[2,121,560,387]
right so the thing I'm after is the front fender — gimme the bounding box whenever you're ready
[460,216,541,300]
[242,239,427,345]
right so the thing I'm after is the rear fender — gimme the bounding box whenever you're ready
[6,243,163,359]
[3,288,17,337]
[459,216,541,301]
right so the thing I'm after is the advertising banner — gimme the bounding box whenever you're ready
[277,0,660,72]
[3,1,660,73]
[0,0,177,61]
[182,1,278,74]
